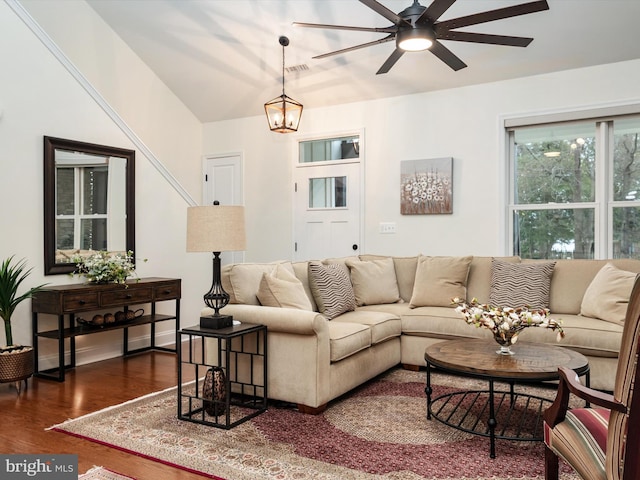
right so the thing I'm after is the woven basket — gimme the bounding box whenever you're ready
[0,347,34,383]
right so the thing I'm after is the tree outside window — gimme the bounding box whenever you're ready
[509,116,640,260]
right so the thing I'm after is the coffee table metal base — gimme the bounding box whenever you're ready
[426,378,552,458]
[424,339,590,458]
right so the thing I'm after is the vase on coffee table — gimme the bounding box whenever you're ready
[493,328,525,355]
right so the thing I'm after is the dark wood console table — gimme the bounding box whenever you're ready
[31,277,181,381]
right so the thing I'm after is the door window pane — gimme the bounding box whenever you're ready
[300,136,359,163]
[513,208,594,259]
[309,176,346,208]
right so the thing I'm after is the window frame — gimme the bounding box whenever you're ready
[503,103,640,259]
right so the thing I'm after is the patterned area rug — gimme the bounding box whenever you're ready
[78,466,135,479]
[50,369,579,480]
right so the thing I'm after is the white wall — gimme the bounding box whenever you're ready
[0,1,209,368]
[203,59,640,262]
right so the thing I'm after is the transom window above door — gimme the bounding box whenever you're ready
[299,135,359,163]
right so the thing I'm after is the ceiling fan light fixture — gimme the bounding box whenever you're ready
[397,28,433,52]
[264,36,303,133]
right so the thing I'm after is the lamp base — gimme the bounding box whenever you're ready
[200,314,233,330]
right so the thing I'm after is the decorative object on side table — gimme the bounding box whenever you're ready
[453,297,564,355]
[71,250,145,285]
[187,201,246,329]
[203,366,227,416]
[77,308,144,327]
[0,256,46,391]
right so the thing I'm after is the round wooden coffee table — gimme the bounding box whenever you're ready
[424,338,589,458]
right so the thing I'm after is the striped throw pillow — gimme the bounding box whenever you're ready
[489,259,556,309]
[308,262,356,320]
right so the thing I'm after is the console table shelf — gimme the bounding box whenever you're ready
[32,277,181,381]
[35,314,177,339]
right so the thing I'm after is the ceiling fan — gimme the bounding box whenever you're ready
[294,0,549,74]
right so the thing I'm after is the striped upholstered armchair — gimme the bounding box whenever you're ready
[543,276,640,480]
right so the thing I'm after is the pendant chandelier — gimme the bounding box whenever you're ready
[264,36,303,133]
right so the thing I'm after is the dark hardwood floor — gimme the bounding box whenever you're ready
[0,350,204,479]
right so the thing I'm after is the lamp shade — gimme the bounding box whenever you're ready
[186,205,246,252]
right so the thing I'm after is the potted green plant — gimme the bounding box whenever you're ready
[0,256,46,388]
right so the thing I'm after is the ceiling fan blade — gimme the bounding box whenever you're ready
[376,48,405,75]
[436,0,549,30]
[293,22,396,34]
[418,0,457,23]
[359,0,412,27]
[313,35,395,60]
[437,30,533,47]
[429,40,467,71]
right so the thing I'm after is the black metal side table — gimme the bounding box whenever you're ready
[178,323,267,429]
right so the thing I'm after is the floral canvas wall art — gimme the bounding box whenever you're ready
[401,157,453,215]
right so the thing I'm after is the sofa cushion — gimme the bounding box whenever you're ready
[547,259,640,314]
[229,262,294,305]
[359,254,418,302]
[403,307,623,356]
[466,256,520,303]
[333,309,401,344]
[489,259,556,309]
[402,306,491,340]
[308,262,356,320]
[346,257,401,306]
[291,261,318,311]
[409,255,473,308]
[520,313,623,357]
[256,264,313,310]
[580,263,637,325]
[327,321,371,362]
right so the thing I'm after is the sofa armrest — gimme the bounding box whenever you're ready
[202,304,327,335]
[203,304,332,409]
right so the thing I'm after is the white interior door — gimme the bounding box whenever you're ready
[294,161,361,260]
[203,153,244,264]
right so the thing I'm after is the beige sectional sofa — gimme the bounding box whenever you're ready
[202,255,640,413]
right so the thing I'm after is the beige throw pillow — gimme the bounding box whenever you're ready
[308,262,356,320]
[346,257,401,306]
[580,263,638,325]
[257,264,313,310]
[229,262,294,305]
[409,256,473,307]
[489,259,556,309]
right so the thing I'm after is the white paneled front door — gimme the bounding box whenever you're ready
[294,161,361,261]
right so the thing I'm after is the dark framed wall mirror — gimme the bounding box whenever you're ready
[44,136,135,275]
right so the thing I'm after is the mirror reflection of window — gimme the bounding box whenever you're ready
[54,151,127,256]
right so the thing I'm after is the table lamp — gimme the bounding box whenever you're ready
[186,202,246,329]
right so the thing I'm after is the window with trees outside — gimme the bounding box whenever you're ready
[507,113,640,260]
